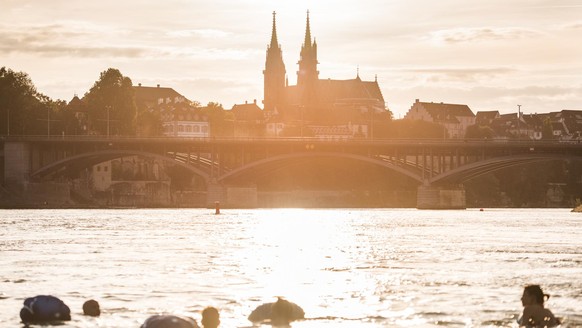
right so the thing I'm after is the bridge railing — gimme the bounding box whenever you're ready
[1,135,581,148]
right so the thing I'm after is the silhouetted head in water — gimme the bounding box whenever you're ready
[521,285,548,306]
[83,299,100,316]
[140,314,198,328]
[271,298,294,326]
[519,285,560,328]
[201,306,220,328]
[247,297,304,324]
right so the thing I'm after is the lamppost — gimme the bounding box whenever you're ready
[105,105,111,137]
[517,104,521,140]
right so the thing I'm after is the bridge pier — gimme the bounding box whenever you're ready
[416,185,466,209]
[3,141,31,193]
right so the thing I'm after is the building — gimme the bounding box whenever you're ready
[262,11,387,138]
[230,100,264,137]
[553,110,582,140]
[475,110,500,126]
[133,84,209,138]
[404,99,475,138]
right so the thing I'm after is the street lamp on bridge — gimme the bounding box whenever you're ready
[106,105,111,137]
[517,104,522,140]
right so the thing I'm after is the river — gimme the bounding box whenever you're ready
[0,208,580,327]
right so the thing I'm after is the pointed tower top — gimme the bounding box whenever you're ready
[304,10,312,48]
[357,65,360,79]
[269,11,279,48]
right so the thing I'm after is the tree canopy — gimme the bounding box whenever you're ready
[465,124,495,139]
[84,68,137,136]
[0,67,58,135]
[374,119,446,139]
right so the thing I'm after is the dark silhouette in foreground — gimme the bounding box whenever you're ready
[83,299,100,316]
[140,314,199,328]
[19,295,71,324]
[201,306,220,328]
[248,297,304,326]
[518,285,560,327]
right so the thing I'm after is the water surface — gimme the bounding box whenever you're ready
[1,208,580,327]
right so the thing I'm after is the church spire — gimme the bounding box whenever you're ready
[269,11,279,49]
[298,10,318,88]
[304,10,312,49]
[264,11,286,112]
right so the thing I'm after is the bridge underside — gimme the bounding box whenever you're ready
[4,139,582,208]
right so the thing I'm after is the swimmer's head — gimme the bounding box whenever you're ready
[522,285,549,306]
[83,299,100,316]
[201,306,220,328]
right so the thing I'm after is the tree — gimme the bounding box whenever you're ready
[200,102,229,137]
[465,124,495,139]
[84,68,137,136]
[375,119,445,139]
[137,109,163,136]
[0,67,54,135]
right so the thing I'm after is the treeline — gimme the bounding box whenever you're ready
[1,66,456,138]
[0,67,229,137]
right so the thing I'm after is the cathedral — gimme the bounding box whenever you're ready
[263,11,387,136]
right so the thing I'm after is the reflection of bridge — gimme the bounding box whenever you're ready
[2,136,582,208]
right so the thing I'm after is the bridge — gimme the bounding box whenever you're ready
[2,135,582,208]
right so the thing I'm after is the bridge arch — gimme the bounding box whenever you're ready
[431,153,582,185]
[30,149,212,184]
[217,152,424,184]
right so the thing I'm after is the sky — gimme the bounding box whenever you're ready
[2,0,582,118]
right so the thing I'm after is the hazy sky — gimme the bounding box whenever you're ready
[2,0,581,118]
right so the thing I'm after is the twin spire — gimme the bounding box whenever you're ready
[270,10,314,49]
[266,10,318,88]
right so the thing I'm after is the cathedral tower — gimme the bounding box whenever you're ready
[263,11,286,112]
[297,10,319,87]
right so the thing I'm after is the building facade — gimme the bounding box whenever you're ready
[404,99,475,138]
[133,84,209,138]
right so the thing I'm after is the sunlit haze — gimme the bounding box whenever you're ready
[2,0,581,118]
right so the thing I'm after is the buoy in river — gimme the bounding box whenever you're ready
[215,201,220,215]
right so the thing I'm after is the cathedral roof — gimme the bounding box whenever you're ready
[282,78,384,106]
[316,78,384,104]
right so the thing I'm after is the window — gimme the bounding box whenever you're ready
[186,126,192,132]
[202,126,208,133]
[194,126,200,132]
[96,166,101,172]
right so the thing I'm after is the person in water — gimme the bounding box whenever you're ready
[19,295,71,323]
[518,285,560,327]
[248,297,304,326]
[201,306,220,328]
[140,314,199,328]
[83,299,100,316]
